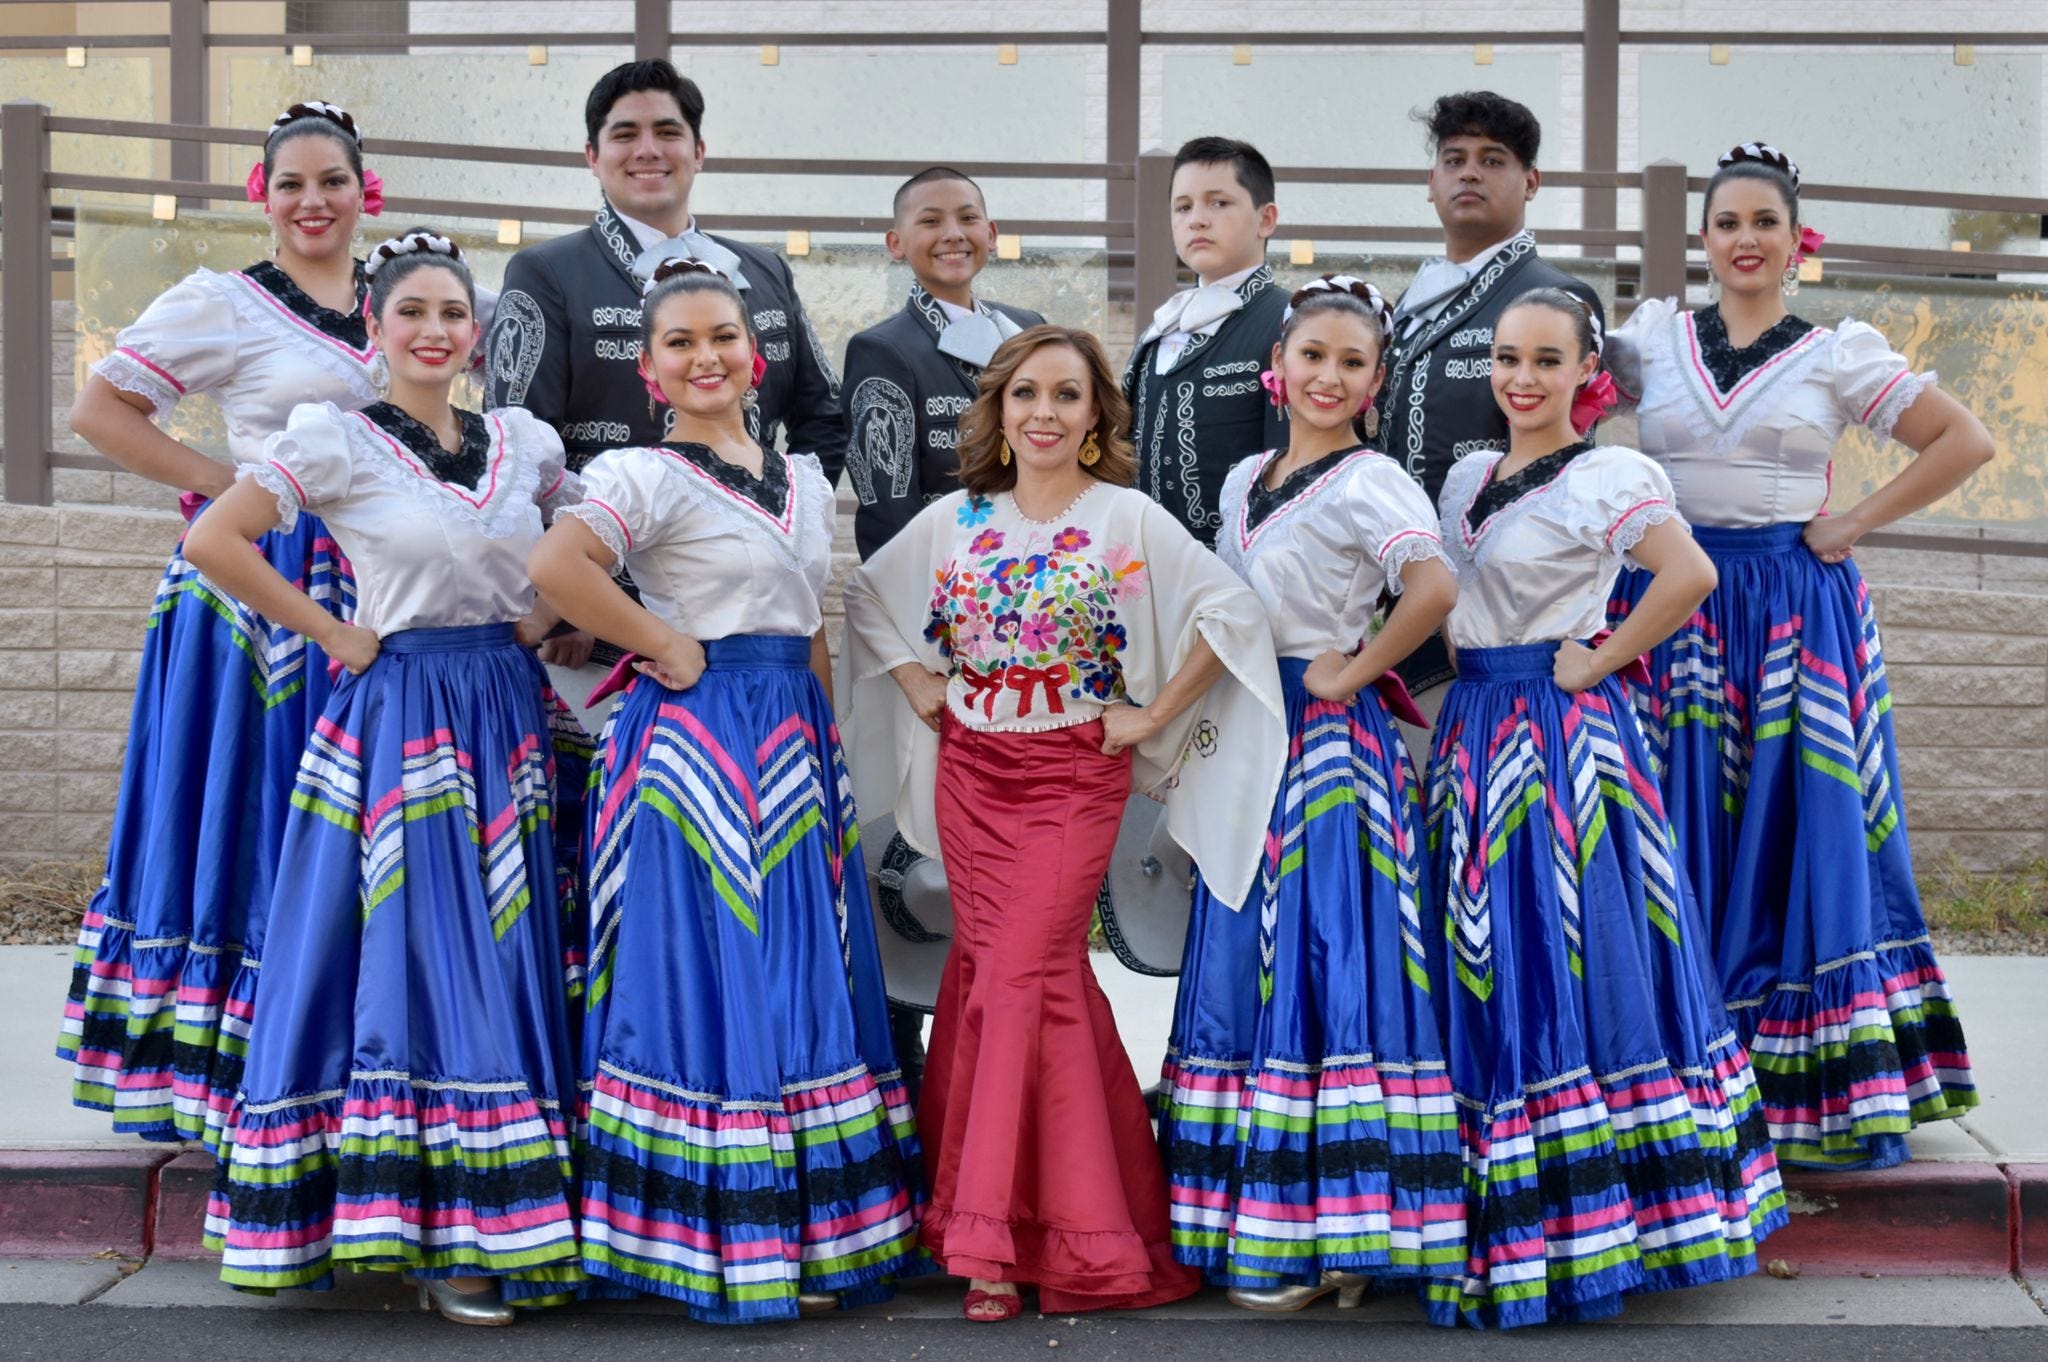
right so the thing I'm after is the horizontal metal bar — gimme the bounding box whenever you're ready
[46,451,111,472]
[1620,30,2048,46]
[41,118,1129,179]
[0,33,168,48]
[39,175,1122,237]
[196,29,1105,49]
[1862,530,2048,558]
[1274,166,1640,190]
[1283,224,1640,247]
[1683,172,2048,216]
[1807,240,2048,273]
[1143,30,1584,45]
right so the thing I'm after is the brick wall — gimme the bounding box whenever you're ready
[0,503,181,868]
[2,492,2042,876]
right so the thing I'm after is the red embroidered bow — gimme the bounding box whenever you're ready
[1004,663,1071,718]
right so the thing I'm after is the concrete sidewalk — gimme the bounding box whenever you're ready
[2,946,2043,1274]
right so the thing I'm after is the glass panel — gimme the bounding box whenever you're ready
[0,56,158,194]
[73,203,1110,459]
[1791,271,2048,531]
[225,50,1097,236]
[1634,51,2046,257]
[1160,51,1575,241]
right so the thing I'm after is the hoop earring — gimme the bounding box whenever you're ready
[998,440,1012,467]
[367,351,390,395]
[1078,432,1102,466]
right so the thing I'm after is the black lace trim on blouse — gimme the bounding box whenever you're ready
[1245,444,1363,530]
[242,259,370,349]
[363,401,490,489]
[1694,304,1819,393]
[1465,440,1595,536]
[662,441,789,515]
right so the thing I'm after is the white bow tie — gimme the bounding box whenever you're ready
[936,308,1022,369]
[1142,280,1246,346]
[631,228,751,292]
[1395,258,1471,322]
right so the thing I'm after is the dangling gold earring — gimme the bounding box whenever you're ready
[998,439,1012,466]
[1078,432,1102,466]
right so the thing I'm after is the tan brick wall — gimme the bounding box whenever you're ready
[0,502,182,868]
[1,489,2042,878]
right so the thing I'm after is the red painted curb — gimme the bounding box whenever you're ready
[0,1149,174,1258]
[1768,1163,2015,1277]
[149,1151,216,1261]
[2010,1163,2048,1276]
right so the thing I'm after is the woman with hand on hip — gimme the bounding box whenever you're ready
[1606,143,1991,1171]
[58,101,387,1147]
[528,259,924,1325]
[1426,289,1787,1328]
[1158,276,1466,1313]
[185,231,586,1324]
[843,324,1287,1322]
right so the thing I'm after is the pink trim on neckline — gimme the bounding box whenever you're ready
[231,272,376,363]
[1236,447,1380,552]
[353,409,507,510]
[1458,451,1576,550]
[653,445,797,535]
[1683,312,1826,412]
[115,346,188,395]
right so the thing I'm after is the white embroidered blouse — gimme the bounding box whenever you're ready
[1605,297,1936,527]
[557,444,837,641]
[1215,447,1447,659]
[245,402,577,637]
[92,268,380,463]
[841,481,1288,908]
[1438,444,1684,651]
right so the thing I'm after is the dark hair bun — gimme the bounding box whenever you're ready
[268,100,363,146]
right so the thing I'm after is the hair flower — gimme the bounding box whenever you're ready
[1794,224,1826,265]
[244,162,267,203]
[361,167,386,217]
[1570,370,1620,437]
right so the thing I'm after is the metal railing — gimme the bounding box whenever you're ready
[4,0,2048,546]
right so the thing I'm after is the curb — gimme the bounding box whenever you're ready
[0,1150,172,1258]
[0,1148,2041,1277]
[1771,1163,2016,1277]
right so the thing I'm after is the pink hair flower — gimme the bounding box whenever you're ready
[1570,370,1620,437]
[361,167,386,217]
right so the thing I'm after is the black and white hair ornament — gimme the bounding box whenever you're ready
[1717,142,1800,192]
[267,100,364,146]
[640,256,733,297]
[1285,273,1396,338]
[363,231,463,279]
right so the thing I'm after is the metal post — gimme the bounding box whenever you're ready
[1105,0,1140,302]
[1640,159,1689,302]
[635,0,668,61]
[168,0,207,207]
[2,102,55,506]
[1134,150,1177,322]
[1581,0,1619,260]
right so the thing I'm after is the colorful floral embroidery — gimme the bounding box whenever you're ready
[923,501,1151,720]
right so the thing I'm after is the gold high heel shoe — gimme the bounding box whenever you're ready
[1227,1270,1369,1313]
[407,1274,516,1327]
